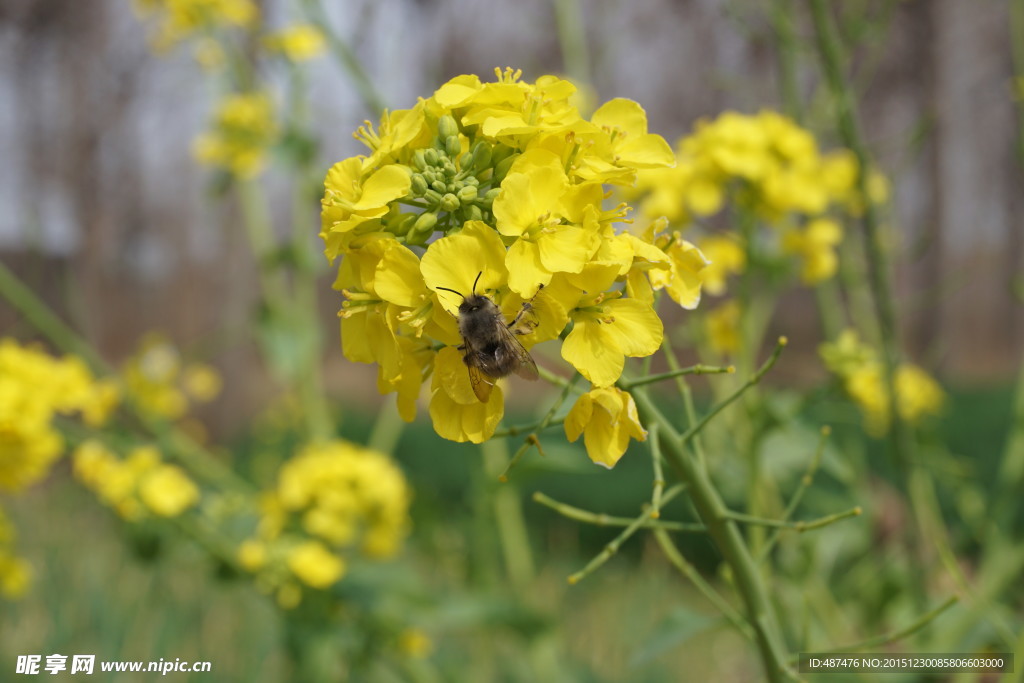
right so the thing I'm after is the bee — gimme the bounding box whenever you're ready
[436,272,539,403]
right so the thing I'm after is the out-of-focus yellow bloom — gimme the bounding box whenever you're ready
[697,234,746,296]
[286,540,346,589]
[73,441,199,520]
[565,387,646,468]
[183,364,222,402]
[192,38,226,70]
[819,330,944,435]
[264,24,325,62]
[237,439,411,603]
[0,340,117,492]
[0,507,31,599]
[320,69,683,449]
[705,300,742,356]
[782,218,843,284]
[398,628,434,659]
[135,0,257,50]
[138,464,200,517]
[121,335,220,420]
[193,92,277,178]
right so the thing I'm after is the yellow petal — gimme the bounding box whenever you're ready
[352,165,411,211]
[591,98,648,138]
[561,320,624,387]
[506,238,551,299]
[421,221,508,314]
[536,226,598,274]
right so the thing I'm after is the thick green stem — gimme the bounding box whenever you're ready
[481,439,535,590]
[631,387,793,682]
[552,0,591,86]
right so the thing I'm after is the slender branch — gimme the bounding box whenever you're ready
[565,485,686,585]
[662,334,710,470]
[619,364,735,390]
[652,529,756,642]
[802,595,959,656]
[759,426,831,561]
[493,415,566,438]
[532,491,705,533]
[723,506,861,532]
[552,0,591,86]
[671,337,787,451]
[500,374,580,481]
[649,421,666,516]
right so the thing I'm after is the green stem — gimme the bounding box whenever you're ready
[662,334,710,470]
[481,439,535,590]
[532,491,704,533]
[552,0,591,86]
[771,0,802,120]
[806,595,958,655]
[0,259,106,370]
[619,364,735,390]
[566,486,685,585]
[299,0,386,115]
[807,0,913,473]
[651,529,756,642]
[500,374,580,480]
[723,506,861,531]
[631,385,794,682]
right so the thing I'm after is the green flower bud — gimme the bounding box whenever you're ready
[424,148,439,166]
[462,204,483,222]
[464,175,479,186]
[471,141,493,171]
[457,185,478,203]
[438,114,460,140]
[459,152,473,170]
[490,143,514,165]
[440,193,460,212]
[493,153,520,183]
[412,149,428,171]
[410,173,428,196]
[423,189,443,207]
[445,135,461,159]
[431,180,447,193]
[442,161,456,177]
[411,211,437,234]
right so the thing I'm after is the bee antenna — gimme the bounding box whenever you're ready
[436,286,465,300]
[472,272,483,295]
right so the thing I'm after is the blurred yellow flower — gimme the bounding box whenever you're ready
[286,540,346,589]
[264,24,326,62]
[0,508,31,599]
[705,300,742,356]
[698,234,746,296]
[398,628,434,659]
[138,464,200,517]
[183,364,222,402]
[0,339,117,492]
[193,92,278,178]
[781,218,843,284]
[135,0,257,50]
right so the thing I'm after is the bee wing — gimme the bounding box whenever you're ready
[467,361,496,403]
[498,323,539,381]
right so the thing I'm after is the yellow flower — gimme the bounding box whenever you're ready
[697,234,746,296]
[782,218,843,284]
[138,464,200,517]
[562,288,663,388]
[565,387,647,468]
[237,539,267,571]
[397,629,434,659]
[193,92,277,178]
[0,340,115,491]
[135,0,258,50]
[263,24,325,62]
[320,69,679,445]
[0,553,31,599]
[183,364,222,402]
[705,300,741,356]
[287,540,346,589]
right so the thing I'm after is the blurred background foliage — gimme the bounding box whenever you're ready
[0,0,1023,681]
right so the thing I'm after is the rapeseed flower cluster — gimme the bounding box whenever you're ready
[820,330,945,435]
[238,440,411,607]
[121,334,221,420]
[0,339,118,492]
[134,0,257,50]
[322,68,708,462]
[631,111,889,290]
[263,24,326,63]
[193,92,278,178]
[72,441,200,520]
